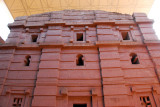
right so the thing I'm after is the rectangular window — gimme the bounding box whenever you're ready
[73,104,87,107]
[140,96,152,107]
[32,35,38,42]
[76,33,83,41]
[121,32,130,40]
[12,98,23,107]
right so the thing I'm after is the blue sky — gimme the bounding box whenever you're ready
[0,0,159,40]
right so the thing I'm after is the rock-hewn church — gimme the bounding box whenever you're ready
[0,10,160,107]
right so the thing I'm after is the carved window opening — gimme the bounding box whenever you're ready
[76,54,84,66]
[121,32,130,40]
[77,33,83,41]
[12,98,23,107]
[130,53,140,64]
[32,35,38,42]
[140,96,152,107]
[73,104,87,107]
[25,55,31,66]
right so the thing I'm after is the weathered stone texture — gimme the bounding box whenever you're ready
[0,10,160,107]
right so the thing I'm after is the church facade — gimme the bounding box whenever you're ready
[0,10,160,107]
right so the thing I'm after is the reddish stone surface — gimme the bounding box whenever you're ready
[0,37,4,44]
[0,10,160,107]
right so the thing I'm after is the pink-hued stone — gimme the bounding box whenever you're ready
[0,10,160,107]
[0,37,5,44]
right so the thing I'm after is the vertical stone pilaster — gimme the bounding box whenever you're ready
[133,13,160,107]
[60,87,68,107]
[91,89,98,107]
[0,49,15,95]
[133,13,160,82]
[98,45,131,107]
[32,48,61,107]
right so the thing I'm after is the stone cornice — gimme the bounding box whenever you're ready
[8,20,139,28]
[2,41,160,49]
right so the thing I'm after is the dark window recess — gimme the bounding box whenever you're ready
[77,33,83,41]
[121,32,130,40]
[32,35,38,42]
[77,54,84,66]
[25,55,31,66]
[12,98,23,107]
[130,53,140,64]
[73,104,87,107]
[140,96,152,107]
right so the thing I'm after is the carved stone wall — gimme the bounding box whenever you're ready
[0,10,160,107]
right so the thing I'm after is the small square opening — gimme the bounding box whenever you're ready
[77,33,83,41]
[73,104,87,107]
[121,32,130,40]
[32,35,38,42]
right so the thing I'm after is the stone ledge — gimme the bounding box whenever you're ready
[96,41,120,46]
[2,40,160,49]
[8,19,138,28]
[144,40,160,44]
[133,13,147,17]
[0,41,151,49]
[115,20,135,25]
[93,20,115,24]
[135,19,154,24]
[8,23,25,29]
[0,43,17,48]
[96,41,143,46]
[39,42,64,48]
[45,21,65,25]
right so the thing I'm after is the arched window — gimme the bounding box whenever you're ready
[76,54,84,66]
[130,53,140,64]
[25,55,31,66]
[32,35,38,42]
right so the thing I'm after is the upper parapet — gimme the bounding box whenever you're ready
[4,10,157,47]
[8,10,139,28]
